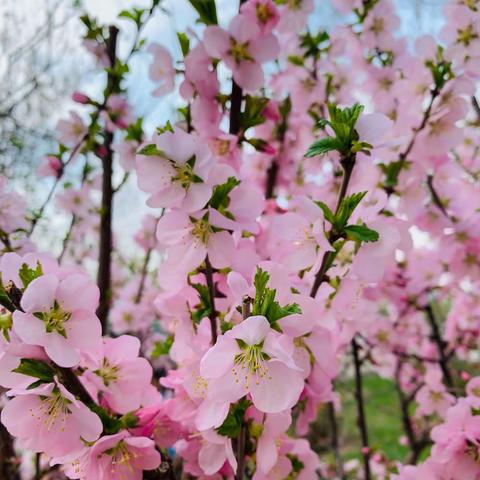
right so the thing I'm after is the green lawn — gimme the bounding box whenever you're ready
[308,374,409,464]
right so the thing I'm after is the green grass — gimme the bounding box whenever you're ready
[338,374,409,461]
[308,374,409,463]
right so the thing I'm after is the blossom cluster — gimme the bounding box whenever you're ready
[1,0,480,479]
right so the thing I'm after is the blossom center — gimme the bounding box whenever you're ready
[457,24,478,46]
[191,218,212,244]
[104,440,135,475]
[33,390,72,432]
[36,301,71,338]
[94,358,120,387]
[233,343,271,387]
[256,4,274,23]
[172,156,199,189]
[229,39,253,64]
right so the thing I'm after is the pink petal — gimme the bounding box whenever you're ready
[21,274,58,313]
[44,334,80,368]
[234,61,264,91]
[250,34,279,62]
[182,183,211,212]
[229,14,260,43]
[56,274,99,312]
[200,336,238,379]
[250,361,304,413]
[195,400,230,431]
[13,311,46,346]
[227,315,270,345]
[199,441,227,475]
[355,112,393,144]
[203,26,231,58]
[207,231,234,269]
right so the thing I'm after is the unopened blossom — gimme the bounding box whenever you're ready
[102,94,134,132]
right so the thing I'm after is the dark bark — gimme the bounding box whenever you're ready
[0,422,20,480]
[96,26,119,332]
[351,337,371,480]
[205,255,218,345]
[424,304,453,389]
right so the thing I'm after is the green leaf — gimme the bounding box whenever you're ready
[344,224,379,243]
[239,95,269,130]
[188,0,218,25]
[251,268,301,325]
[19,262,43,289]
[90,404,123,435]
[305,137,341,157]
[217,398,249,438]
[379,160,405,189]
[209,177,240,210]
[151,335,174,358]
[191,283,212,324]
[177,32,190,57]
[125,117,143,142]
[157,120,174,135]
[314,201,335,224]
[287,55,304,66]
[265,301,301,323]
[334,191,367,231]
[252,268,270,316]
[13,359,55,382]
[137,144,163,156]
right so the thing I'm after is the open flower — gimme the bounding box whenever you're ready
[1,379,102,458]
[84,335,153,414]
[203,14,279,91]
[148,44,175,96]
[199,315,304,420]
[12,273,102,367]
[136,128,213,211]
[84,431,161,479]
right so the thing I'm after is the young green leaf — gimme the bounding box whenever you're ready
[152,335,174,358]
[208,177,240,210]
[188,0,218,25]
[177,32,190,57]
[217,399,250,438]
[18,262,43,289]
[13,358,55,382]
[344,224,380,243]
[137,144,163,156]
[305,137,341,157]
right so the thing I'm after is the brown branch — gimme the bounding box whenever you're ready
[424,304,453,389]
[351,337,371,480]
[235,297,251,480]
[205,255,218,345]
[394,362,429,464]
[0,422,20,480]
[385,87,440,194]
[96,25,119,333]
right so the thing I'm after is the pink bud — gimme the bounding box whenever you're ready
[260,143,277,155]
[96,145,108,158]
[72,91,90,104]
[263,100,280,122]
[461,371,471,381]
[361,447,370,455]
